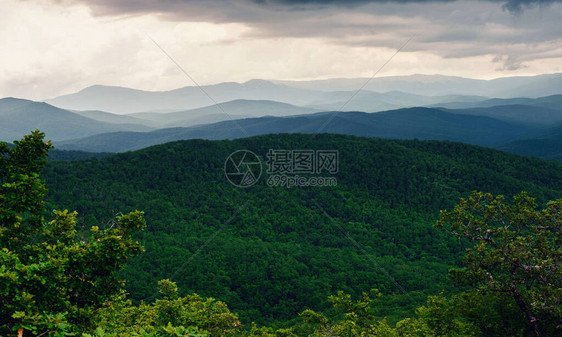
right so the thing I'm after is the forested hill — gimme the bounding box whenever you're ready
[42,134,562,326]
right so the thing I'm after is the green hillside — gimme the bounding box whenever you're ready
[498,139,562,161]
[42,134,562,326]
[495,122,562,161]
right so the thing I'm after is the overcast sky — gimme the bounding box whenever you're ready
[1,0,561,100]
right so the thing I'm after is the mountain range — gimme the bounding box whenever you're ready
[273,73,562,97]
[55,108,541,152]
[0,97,153,141]
[46,80,321,114]
[2,73,562,161]
[128,99,320,127]
[45,73,562,114]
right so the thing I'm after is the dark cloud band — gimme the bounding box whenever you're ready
[49,0,562,16]
[42,0,562,71]
[251,0,559,13]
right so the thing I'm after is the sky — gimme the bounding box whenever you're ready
[1,0,561,100]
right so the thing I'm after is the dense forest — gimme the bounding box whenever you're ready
[1,132,561,336]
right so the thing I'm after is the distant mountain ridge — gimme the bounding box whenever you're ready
[45,73,562,114]
[55,108,537,153]
[73,110,155,127]
[128,99,320,127]
[0,97,153,142]
[431,94,562,111]
[442,104,562,126]
[306,90,487,112]
[273,73,562,97]
[46,81,323,114]
[4,75,562,161]
[0,98,319,142]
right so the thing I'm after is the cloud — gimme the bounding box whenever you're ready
[254,0,560,14]
[16,1,562,64]
[42,0,562,19]
[3,0,561,100]
[53,0,562,16]
[493,54,527,70]
[500,0,558,13]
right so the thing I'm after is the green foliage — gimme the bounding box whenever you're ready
[436,191,562,336]
[446,290,525,336]
[91,280,241,337]
[3,132,562,336]
[46,150,111,162]
[1,131,52,252]
[0,131,146,335]
[298,289,529,336]
[41,134,562,325]
[299,290,479,337]
[398,294,478,337]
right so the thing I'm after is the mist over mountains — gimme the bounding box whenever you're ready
[2,73,562,160]
[46,80,320,114]
[0,97,153,142]
[45,73,562,114]
[55,108,539,153]
[272,73,562,97]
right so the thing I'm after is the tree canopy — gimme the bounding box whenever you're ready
[1,132,561,336]
[1,131,145,335]
[436,191,562,337]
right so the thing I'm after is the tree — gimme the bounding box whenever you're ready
[92,279,242,337]
[0,131,146,335]
[436,191,562,337]
[299,290,480,337]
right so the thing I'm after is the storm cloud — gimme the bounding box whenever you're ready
[58,0,560,64]
[53,0,562,15]
[252,0,558,12]
[2,0,560,99]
